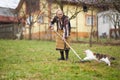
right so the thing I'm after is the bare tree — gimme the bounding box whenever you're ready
[54,0,83,20]
[24,0,47,40]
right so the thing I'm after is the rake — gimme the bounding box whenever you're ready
[54,30,82,60]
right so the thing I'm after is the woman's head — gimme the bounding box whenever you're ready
[56,9,63,19]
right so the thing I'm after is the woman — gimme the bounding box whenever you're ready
[49,9,71,60]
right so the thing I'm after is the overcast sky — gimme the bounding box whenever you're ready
[0,0,20,9]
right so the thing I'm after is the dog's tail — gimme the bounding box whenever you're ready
[110,57,115,60]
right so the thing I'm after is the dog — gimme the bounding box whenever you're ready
[81,49,115,66]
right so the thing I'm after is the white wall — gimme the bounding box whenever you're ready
[98,15,110,36]
[97,10,119,37]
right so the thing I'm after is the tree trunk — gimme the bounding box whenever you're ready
[114,24,118,40]
[90,1,94,47]
[118,22,120,38]
[90,26,93,47]
[29,24,32,40]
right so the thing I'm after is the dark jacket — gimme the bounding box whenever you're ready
[50,15,71,38]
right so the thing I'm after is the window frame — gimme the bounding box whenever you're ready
[38,15,44,24]
[85,14,96,26]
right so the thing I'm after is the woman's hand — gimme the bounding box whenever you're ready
[48,26,54,31]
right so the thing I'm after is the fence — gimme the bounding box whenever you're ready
[0,24,23,39]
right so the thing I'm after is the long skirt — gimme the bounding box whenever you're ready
[56,30,70,50]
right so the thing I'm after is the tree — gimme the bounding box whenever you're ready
[54,0,83,20]
[24,0,47,40]
[25,0,39,40]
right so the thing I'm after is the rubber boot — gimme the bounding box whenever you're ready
[58,50,65,60]
[65,50,69,60]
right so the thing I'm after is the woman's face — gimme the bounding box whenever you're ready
[56,10,63,19]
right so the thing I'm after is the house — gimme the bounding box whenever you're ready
[97,10,120,38]
[0,7,25,39]
[16,0,99,40]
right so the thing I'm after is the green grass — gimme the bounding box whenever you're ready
[0,40,120,80]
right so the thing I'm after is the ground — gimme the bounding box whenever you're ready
[0,40,120,80]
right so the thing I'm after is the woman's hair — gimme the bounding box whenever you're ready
[56,9,63,15]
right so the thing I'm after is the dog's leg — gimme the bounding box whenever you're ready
[100,57,111,66]
[80,57,87,62]
[106,58,111,66]
[80,57,91,63]
[82,57,91,61]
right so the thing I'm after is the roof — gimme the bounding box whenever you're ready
[16,0,120,14]
[0,0,20,9]
[0,7,16,17]
[0,7,25,23]
[16,0,111,11]
[47,0,110,10]
[97,10,120,17]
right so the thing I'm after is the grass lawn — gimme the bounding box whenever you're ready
[0,40,120,80]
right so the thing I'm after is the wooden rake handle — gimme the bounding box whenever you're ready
[54,30,82,60]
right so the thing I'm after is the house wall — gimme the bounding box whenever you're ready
[97,10,120,38]
[97,14,110,37]
[19,0,98,40]
[18,2,26,17]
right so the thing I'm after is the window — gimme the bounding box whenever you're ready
[38,15,44,23]
[85,15,95,26]
[103,15,109,24]
[26,16,33,25]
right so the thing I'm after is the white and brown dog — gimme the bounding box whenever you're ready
[81,49,115,66]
